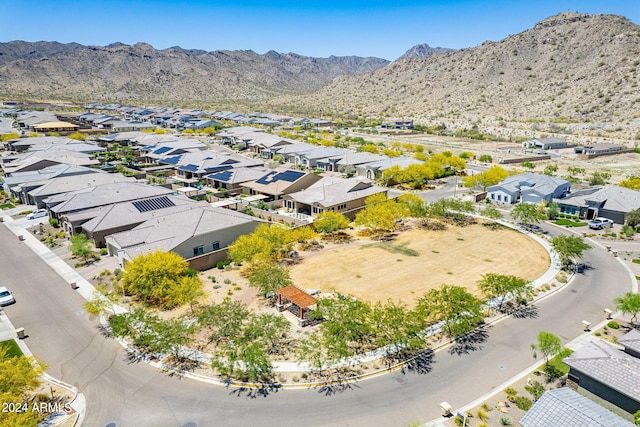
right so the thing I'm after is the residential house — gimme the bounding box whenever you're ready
[282,177,387,218]
[140,139,208,163]
[241,168,322,201]
[46,181,173,233]
[105,205,262,269]
[618,329,640,359]
[79,194,201,247]
[293,147,347,170]
[355,156,423,180]
[564,340,640,418]
[488,173,571,204]
[206,166,271,195]
[575,143,625,155]
[159,150,263,185]
[520,387,634,427]
[381,120,414,130]
[2,164,107,205]
[1,150,100,176]
[555,185,640,224]
[523,137,569,151]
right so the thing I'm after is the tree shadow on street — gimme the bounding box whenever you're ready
[393,349,435,375]
[228,382,281,399]
[572,262,594,275]
[448,326,491,356]
[311,370,362,397]
[510,304,539,319]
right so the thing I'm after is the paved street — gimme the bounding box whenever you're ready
[0,217,635,427]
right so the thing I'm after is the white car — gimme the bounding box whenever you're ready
[0,286,15,306]
[26,209,48,220]
[588,217,614,230]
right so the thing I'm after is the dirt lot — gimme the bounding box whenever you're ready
[290,223,550,305]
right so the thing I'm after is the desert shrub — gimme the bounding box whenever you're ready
[514,396,533,410]
[99,248,108,256]
[216,259,232,269]
[607,320,620,329]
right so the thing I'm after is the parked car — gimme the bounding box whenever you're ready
[26,209,47,220]
[0,286,15,306]
[588,217,614,230]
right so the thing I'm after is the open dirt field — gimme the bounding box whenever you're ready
[290,224,549,305]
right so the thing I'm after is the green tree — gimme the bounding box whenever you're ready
[121,250,203,309]
[619,177,640,191]
[482,204,503,220]
[248,261,293,300]
[588,171,611,186]
[520,161,536,170]
[397,193,427,217]
[0,347,47,426]
[462,166,509,190]
[478,154,493,163]
[69,233,93,262]
[314,294,373,358]
[625,208,640,229]
[547,202,559,220]
[614,292,640,325]
[531,331,562,377]
[295,331,328,373]
[370,300,427,360]
[197,298,249,345]
[525,380,546,401]
[416,284,484,338]
[543,164,558,176]
[354,195,409,232]
[313,211,350,233]
[511,202,546,227]
[478,273,533,311]
[550,235,591,270]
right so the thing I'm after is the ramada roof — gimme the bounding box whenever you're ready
[278,286,316,309]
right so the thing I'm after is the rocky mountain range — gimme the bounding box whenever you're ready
[274,13,640,128]
[1,12,639,134]
[397,43,456,60]
[0,41,389,103]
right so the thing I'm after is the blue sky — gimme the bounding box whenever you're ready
[2,1,639,60]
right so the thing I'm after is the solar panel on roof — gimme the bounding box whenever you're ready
[154,146,172,154]
[181,164,199,172]
[209,170,233,181]
[255,171,277,185]
[162,155,182,165]
[132,196,176,213]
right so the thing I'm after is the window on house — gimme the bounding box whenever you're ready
[212,241,220,251]
[337,203,347,210]
[193,246,204,256]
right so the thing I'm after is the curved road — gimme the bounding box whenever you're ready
[0,223,633,427]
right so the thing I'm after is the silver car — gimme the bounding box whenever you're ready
[0,286,15,306]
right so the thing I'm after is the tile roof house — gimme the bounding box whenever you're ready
[556,185,640,224]
[45,181,172,223]
[618,329,640,360]
[78,194,202,247]
[563,340,640,417]
[206,166,271,195]
[282,177,387,218]
[520,387,634,427]
[105,205,262,269]
[159,150,263,184]
[1,150,100,175]
[293,147,348,171]
[488,173,571,204]
[2,164,107,205]
[355,156,423,180]
[30,173,137,208]
[241,168,322,201]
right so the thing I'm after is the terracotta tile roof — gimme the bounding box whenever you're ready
[278,286,316,309]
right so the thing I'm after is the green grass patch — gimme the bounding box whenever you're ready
[0,203,16,209]
[632,259,640,264]
[554,219,588,227]
[362,241,420,257]
[0,339,24,358]
[543,347,573,378]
